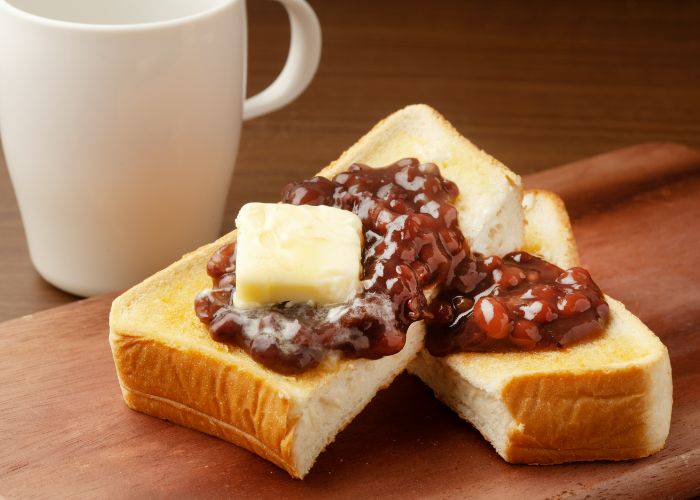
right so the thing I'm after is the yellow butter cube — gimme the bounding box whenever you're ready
[233,203,363,308]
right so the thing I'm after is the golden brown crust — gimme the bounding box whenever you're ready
[121,387,299,475]
[111,332,300,475]
[502,363,656,463]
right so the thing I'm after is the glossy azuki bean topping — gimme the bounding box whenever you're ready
[195,158,467,373]
[195,158,609,374]
[196,278,401,375]
[281,158,477,328]
[424,252,610,355]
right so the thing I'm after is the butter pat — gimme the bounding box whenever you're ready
[233,203,363,308]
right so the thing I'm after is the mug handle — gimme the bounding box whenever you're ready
[242,0,321,121]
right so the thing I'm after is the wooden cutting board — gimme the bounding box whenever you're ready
[1,143,699,499]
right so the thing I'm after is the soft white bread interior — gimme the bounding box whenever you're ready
[521,190,580,269]
[109,104,522,478]
[409,189,673,464]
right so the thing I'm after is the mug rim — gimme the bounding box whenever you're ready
[0,0,240,31]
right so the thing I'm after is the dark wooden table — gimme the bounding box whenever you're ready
[1,0,699,322]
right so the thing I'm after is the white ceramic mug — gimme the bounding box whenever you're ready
[0,0,321,296]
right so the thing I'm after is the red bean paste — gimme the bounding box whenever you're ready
[195,158,609,374]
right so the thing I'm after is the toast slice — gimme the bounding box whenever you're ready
[408,189,673,463]
[109,104,522,478]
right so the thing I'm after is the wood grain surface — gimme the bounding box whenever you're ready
[1,144,698,499]
[1,0,700,322]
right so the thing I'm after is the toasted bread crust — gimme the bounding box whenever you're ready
[502,351,670,463]
[112,334,300,475]
[113,332,422,477]
[412,335,671,464]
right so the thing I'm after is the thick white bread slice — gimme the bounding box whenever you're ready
[110,233,423,477]
[409,190,673,464]
[316,104,524,256]
[110,104,521,478]
[110,231,425,479]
